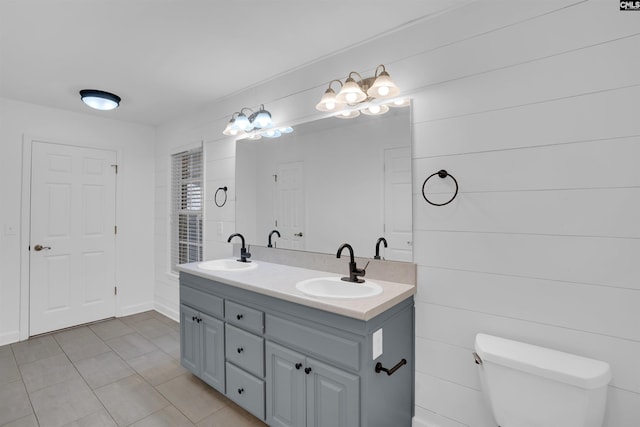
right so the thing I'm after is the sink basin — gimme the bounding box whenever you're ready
[295,277,382,299]
[197,259,257,272]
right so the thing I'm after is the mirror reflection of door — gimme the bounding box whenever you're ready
[275,162,305,250]
[384,147,412,262]
[29,141,117,336]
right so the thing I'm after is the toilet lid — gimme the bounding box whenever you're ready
[475,333,612,389]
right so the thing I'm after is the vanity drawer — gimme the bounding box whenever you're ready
[225,324,264,377]
[225,300,264,334]
[226,362,265,420]
[180,285,223,318]
[266,314,360,371]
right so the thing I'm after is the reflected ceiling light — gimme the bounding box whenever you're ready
[79,89,121,111]
[336,109,361,119]
[279,126,294,134]
[262,129,281,138]
[390,98,411,108]
[316,64,400,118]
[361,104,390,116]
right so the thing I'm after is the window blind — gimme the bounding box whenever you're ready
[171,147,203,272]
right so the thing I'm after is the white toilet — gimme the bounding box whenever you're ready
[474,333,611,427]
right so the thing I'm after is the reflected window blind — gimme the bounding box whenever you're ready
[171,147,203,272]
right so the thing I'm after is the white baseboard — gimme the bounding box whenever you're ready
[118,301,155,317]
[154,301,179,322]
[0,330,20,346]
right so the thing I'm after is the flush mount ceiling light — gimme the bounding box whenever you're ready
[223,104,293,140]
[79,89,121,111]
[316,64,400,118]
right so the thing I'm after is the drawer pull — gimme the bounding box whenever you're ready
[236,314,244,320]
[295,363,302,370]
[237,387,244,395]
[237,347,244,354]
[304,367,312,375]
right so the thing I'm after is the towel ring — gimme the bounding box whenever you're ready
[214,186,228,207]
[422,170,458,206]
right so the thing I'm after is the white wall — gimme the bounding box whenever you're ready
[155,1,640,425]
[0,98,156,345]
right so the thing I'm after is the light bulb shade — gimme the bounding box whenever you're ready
[234,113,252,131]
[366,71,400,99]
[79,89,121,110]
[335,109,360,119]
[316,88,344,112]
[361,104,390,116]
[223,118,241,136]
[252,108,272,129]
[336,77,367,104]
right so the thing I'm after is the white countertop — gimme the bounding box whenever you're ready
[177,258,416,321]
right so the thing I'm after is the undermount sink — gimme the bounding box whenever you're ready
[197,259,257,272]
[296,276,382,299]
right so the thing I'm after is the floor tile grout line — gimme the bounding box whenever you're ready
[52,330,120,427]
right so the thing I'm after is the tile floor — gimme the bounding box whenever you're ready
[0,311,267,427]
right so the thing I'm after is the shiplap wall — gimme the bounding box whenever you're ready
[155,1,640,425]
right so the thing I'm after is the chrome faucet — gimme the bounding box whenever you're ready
[267,229,281,248]
[228,233,251,263]
[374,237,387,260]
[336,243,367,283]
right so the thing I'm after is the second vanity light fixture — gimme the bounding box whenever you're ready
[315,64,405,118]
[222,104,293,140]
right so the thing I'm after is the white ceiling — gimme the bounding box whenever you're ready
[0,1,460,126]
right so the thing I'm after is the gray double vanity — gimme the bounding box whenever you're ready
[177,247,416,427]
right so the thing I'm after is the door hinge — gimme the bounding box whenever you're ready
[114,225,118,235]
[114,286,117,295]
[111,164,119,174]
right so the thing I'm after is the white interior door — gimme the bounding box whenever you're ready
[30,142,117,336]
[384,147,413,262]
[275,162,305,250]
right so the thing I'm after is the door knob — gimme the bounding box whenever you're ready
[294,232,303,237]
[33,244,51,252]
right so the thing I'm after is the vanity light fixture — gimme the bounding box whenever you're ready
[79,89,121,111]
[222,104,274,136]
[316,64,400,117]
[223,105,294,139]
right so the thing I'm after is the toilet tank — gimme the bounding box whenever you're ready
[474,333,611,427]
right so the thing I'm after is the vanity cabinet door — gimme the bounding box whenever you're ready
[180,304,201,375]
[266,342,306,427]
[306,357,359,427]
[200,312,225,393]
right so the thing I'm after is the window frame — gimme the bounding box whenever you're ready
[170,146,203,273]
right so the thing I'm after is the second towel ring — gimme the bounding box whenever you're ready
[422,170,458,206]
[214,186,228,207]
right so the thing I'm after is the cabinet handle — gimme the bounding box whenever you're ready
[237,388,244,394]
[236,314,244,320]
[295,363,302,370]
[304,367,312,375]
[192,316,196,321]
[237,347,244,354]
